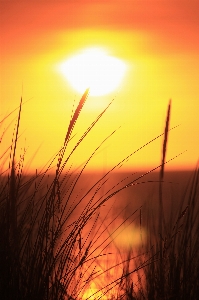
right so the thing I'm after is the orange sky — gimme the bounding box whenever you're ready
[1,0,199,173]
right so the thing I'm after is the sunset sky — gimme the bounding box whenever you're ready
[1,0,199,173]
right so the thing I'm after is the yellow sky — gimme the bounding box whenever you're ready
[1,0,199,173]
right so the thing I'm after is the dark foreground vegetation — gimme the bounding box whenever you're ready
[0,90,198,299]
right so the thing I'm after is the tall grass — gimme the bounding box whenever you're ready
[138,165,199,300]
[0,91,198,300]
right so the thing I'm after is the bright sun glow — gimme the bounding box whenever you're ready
[58,47,127,96]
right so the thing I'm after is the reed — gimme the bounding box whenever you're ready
[0,91,198,300]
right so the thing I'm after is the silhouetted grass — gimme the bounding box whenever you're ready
[0,91,198,300]
[132,103,199,300]
[136,165,199,300]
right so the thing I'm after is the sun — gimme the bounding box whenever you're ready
[58,47,127,96]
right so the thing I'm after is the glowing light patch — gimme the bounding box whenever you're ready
[58,47,127,96]
[112,224,147,249]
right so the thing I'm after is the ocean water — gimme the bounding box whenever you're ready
[14,169,194,244]
[2,169,196,298]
